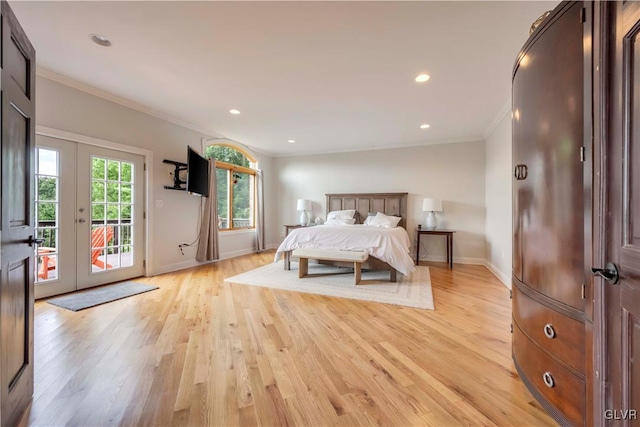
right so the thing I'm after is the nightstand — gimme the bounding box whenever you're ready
[415,229,455,268]
[284,224,314,236]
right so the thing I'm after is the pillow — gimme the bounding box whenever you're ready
[327,209,356,220]
[363,213,377,226]
[324,217,356,226]
[368,212,402,228]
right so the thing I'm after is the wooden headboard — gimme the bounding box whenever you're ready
[325,193,409,229]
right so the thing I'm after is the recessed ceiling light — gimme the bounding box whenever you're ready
[90,34,111,47]
[420,124,430,129]
[415,74,430,83]
[229,109,241,115]
[288,139,296,143]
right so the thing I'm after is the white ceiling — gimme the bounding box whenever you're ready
[11,1,556,156]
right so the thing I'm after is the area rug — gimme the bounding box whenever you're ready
[47,281,159,311]
[225,262,433,310]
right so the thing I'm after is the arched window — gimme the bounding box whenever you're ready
[204,143,257,230]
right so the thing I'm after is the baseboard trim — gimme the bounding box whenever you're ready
[418,254,511,288]
[152,248,512,291]
[152,260,204,276]
[220,248,259,260]
[151,248,259,276]
[419,255,485,265]
[483,260,511,289]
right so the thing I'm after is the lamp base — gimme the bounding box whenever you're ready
[299,211,309,226]
[425,211,438,230]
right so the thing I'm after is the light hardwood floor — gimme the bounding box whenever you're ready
[27,251,554,426]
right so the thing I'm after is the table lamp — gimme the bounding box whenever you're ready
[422,198,442,230]
[297,199,312,226]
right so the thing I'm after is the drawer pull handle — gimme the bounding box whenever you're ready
[543,323,556,339]
[514,164,528,180]
[543,372,555,388]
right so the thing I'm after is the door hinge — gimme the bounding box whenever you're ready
[510,323,513,334]
[581,283,586,299]
[144,163,146,171]
[143,211,146,220]
[580,146,586,162]
[580,7,586,23]
[143,260,146,268]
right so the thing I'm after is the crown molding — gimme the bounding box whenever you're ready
[37,67,221,136]
[37,66,278,157]
[36,66,490,159]
[482,97,511,140]
[273,136,484,158]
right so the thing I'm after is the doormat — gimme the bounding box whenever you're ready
[47,281,158,311]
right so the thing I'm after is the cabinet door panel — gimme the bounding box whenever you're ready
[512,3,584,310]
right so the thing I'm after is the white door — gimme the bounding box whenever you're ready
[76,144,144,289]
[34,136,145,298]
[34,137,76,298]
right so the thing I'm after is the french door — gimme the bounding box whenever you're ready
[34,135,145,299]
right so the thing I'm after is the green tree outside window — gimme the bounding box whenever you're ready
[204,145,256,229]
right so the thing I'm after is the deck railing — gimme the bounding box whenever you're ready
[218,218,252,229]
[36,219,133,248]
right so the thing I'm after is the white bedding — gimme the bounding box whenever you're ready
[275,224,416,276]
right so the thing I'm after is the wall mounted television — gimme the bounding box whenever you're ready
[186,146,209,197]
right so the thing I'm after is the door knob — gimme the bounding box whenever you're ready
[27,235,45,247]
[591,262,620,285]
[78,218,86,223]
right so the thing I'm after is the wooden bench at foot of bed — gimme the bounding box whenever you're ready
[292,248,370,284]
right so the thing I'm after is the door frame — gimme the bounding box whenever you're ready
[35,125,153,277]
[592,1,613,423]
[581,3,598,424]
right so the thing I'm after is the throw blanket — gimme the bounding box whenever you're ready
[275,224,416,276]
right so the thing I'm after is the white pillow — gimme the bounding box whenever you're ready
[363,214,376,226]
[368,212,402,228]
[327,209,356,220]
[324,217,356,226]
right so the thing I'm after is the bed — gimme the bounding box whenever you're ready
[275,192,416,277]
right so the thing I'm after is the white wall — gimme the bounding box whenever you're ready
[484,110,512,286]
[36,75,277,275]
[35,72,511,281]
[272,141,487,264]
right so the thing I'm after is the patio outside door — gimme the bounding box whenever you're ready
[34,136,145,298]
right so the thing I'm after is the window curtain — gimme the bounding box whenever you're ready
[255,169,265,251]
[196,158,219,261]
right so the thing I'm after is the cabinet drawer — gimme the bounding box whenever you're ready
[512,284,584,374]
[513,323,585,426]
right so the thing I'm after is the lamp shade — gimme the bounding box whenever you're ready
[296,199,312,211]
[422,198,442,212]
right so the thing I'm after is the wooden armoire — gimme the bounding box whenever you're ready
[511,2,588,426]
[513,1,640,425]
